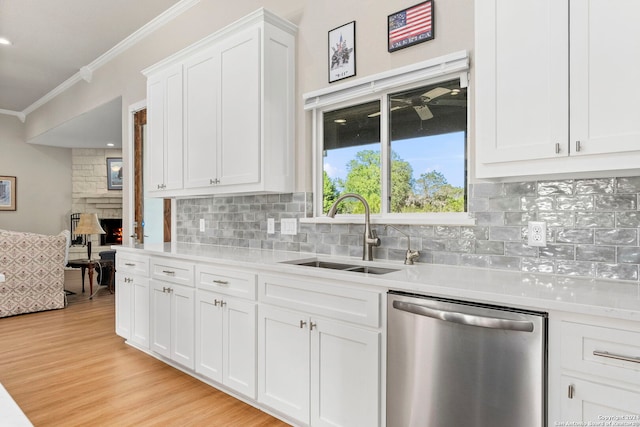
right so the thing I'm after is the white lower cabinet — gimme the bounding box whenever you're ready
[115,253,150,348]
[561,376,640,420]
[150,280,195,369]
[555,316,640,423]
[258,304,381,427]
[195,289,256,399]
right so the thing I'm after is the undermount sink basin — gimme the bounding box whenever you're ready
[282,259,399,275]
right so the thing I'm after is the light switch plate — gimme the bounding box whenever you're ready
[281,218,297,235]
[267,218,275,234]
[199,218,205,232]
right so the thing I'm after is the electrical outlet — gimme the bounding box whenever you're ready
[528,221,546,247]
[267,218,275,234]
[199,218,205,232]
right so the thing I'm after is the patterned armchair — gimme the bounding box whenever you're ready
[0,229,67,317]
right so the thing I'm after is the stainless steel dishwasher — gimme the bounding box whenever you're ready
[387,291,547,427]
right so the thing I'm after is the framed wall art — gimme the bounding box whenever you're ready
[328,21,356,83]
[388,1,434,52]
[107,158,123,190]
[0,176,16,211]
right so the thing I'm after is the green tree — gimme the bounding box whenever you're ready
[322,170,340,213]
[409,170,464,212]
[339,150,413,214]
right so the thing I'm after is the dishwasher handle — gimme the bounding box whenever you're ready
[392,300,535,332]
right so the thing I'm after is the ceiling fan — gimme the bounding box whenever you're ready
[392,86,452,121]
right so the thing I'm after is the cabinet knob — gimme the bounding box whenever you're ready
[299,320,307,329]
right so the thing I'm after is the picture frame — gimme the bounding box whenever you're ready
[328,21,356,83]
[0,176,16,211]
[107,158,123,190]
[388,1,434,52]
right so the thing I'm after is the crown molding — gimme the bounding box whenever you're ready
[5,0,201,119]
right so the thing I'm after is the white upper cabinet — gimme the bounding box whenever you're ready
[143,8,296,197]
[147,64,184,192]
[475,0,640,178]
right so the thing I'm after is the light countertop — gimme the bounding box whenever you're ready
[116,243,640,322]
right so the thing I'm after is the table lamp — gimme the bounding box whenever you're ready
[74,213,106,260]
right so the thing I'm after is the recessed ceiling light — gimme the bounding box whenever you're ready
[107,143,115,147]
[0,38,12,45]
[334,119,347,124]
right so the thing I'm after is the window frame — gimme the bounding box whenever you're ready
[303,50,474,225]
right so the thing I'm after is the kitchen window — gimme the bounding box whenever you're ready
[304,51,472,224]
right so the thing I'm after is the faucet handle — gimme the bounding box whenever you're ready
[369,229,381,247]
[405,249,420,265]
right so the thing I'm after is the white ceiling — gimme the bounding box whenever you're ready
[0,0,183,148]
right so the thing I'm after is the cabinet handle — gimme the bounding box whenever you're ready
[209,178,221,185]
[162,287,168,293]
[593,350,640,364]
[162,270,175,275]
[568,384,574,399]
[310,322,317,330]
[214,299,220,306]
[299,320,307,329]
[220,300,227,307]
[575,140,581,152]
[125,263,135,267]
[555,143,561,154]
[213,280,229,285]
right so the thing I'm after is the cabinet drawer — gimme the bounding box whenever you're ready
[151,258,194,287]
[258,274,380,328]
[116,253,150,277]
[196,264,256,300]
[561,321,640,385]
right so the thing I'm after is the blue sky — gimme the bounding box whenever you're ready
[323,131,466,188]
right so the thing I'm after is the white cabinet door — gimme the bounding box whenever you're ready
[223,297,256,398]
[561,376,640,422]
[569,0,640,157]
[150,280,172,358]
[183,46,219,189]
[196,290,257,398]
[131,277,150,348]
[195,290,224,382]
[217,27,261,186]
[475,0,569,165]
[146,64,183,193]
[311,318,380,427]
[115,275,132,340]
[258,305,310,424]
[171,283,195,369]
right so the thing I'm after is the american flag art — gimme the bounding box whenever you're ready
[388,1,434,52]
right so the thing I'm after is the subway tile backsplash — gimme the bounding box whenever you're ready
[176,176,640,282]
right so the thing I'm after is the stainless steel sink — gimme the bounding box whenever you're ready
[282,259,399,275]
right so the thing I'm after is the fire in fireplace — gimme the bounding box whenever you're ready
[100,218,123,245]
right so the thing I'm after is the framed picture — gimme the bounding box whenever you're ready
[107,158,123,190]
[388,1,434,52]
[328,21,356,83]
[0,176,16,211]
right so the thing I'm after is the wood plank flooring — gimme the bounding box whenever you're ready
[0,286,289,427]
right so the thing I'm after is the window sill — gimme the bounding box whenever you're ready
[299,213,476,226]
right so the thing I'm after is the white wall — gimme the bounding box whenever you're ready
[21,0,475,237]
[0,115,72,234]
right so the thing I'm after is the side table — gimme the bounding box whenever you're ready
[66,259,115,298]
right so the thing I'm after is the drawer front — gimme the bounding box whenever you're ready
[151,258,194,287]
[116,253,150,277]
[258,273,380,328]
[561,321,640,385]
[196,264,257,300]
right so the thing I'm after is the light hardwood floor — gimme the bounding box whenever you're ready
[0,283,289,427]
